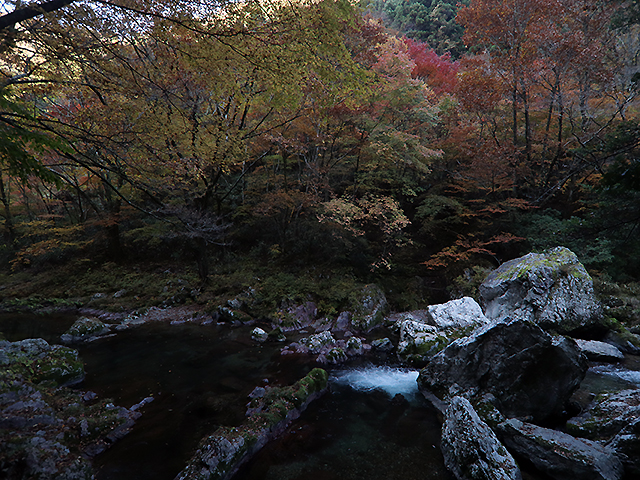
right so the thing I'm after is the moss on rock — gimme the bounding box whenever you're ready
[177,368,328,480]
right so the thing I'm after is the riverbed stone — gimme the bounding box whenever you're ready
[61,316,111,344]
[1,338,85,386]
[1,338,145,479]
[394,298,491,365]
[177,368,329,480]
[603,328,640,355]
[301,331,336,354]
[334,311,350,331]
[371,337,394,352]
[397,320,449,365]
[608,416,640,477]
[250,327,268,342]
[575,339,624,362]
[479,247,604,334]
[273,301,318,332]
[417,319,587,423]
[441,396,522,480]
[567,389,640,440]
[498,418,623,480]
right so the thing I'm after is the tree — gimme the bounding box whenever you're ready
[1,0,376,277]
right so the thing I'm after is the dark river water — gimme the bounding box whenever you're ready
[3,312,639,480]
[0,313,451,480]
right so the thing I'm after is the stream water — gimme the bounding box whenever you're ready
[0,314,450,480]
[3,313,640,480]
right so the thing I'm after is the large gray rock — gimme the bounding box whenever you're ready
[575,339,624,363]
[350,284,388,331]
[397,320,449,365]
[441,396,521,480]
[608,416,640,477]
[479,247,603,334]
[418,319,587,423]
[395,297,490,365]
[61,317,111,344]
[567,389,640,440]
[499,418,623,480]
[427,296,490,331]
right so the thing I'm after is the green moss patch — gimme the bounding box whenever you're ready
[178,368,328,480]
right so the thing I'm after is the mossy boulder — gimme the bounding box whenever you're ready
[177,368,328,480]
[480,247,604,334]
[350,284,388,332]
[441,396,521,480]
[0,339,144,480]
[61,316,111,344]
[394,297,490,366]
[1,338,85,387]
[567,389,640,441]
[397,320,450,366]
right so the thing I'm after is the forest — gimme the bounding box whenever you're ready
[1,0,640,315]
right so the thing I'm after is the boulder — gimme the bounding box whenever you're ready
[273,301,318,332]
[417,319,587,423]
[371,337,394,352]
[177,369,328,480]
[426,296,490,331]
[334,311,350,331]
[603,329,640,355]
[499,418,623,480]
[0,339,143,479]
[250,327,268,343]
[441,396,521,480]
[567,389,640,440]
[350,284,388,331]
[479,247,603,334]
[301,331,336,354]
[397,320,449,365]
[575,339,624,363]
[395,297,490,365]
[61,317,111,344]
[608,417,640,477]
[1,338,85,387]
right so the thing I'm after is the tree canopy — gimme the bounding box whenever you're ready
[1,0,639,294]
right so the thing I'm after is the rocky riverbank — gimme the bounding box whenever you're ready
[2,246,640,480]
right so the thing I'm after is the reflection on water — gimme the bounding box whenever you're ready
[0,312,77,344]
[235,375,449,480]
[589,363,640,388]
[76,322,309,480]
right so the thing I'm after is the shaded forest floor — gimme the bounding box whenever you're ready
[1,252,640,334]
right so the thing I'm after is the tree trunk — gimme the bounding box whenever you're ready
[0,171,15,244]
[195,236,209,284]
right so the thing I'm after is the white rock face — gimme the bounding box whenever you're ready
[427,297,490,331]
[394,297,490,365]
[441,396,521,480]
[575,339,624,362]
[250,327,268,342]
[302,331,336,354]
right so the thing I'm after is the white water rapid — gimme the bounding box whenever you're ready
[331,365,420,400]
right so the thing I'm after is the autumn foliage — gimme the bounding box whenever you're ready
[1,0,639,295]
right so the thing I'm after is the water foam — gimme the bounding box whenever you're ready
[331,365,420,398]
[591,364,640,386]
